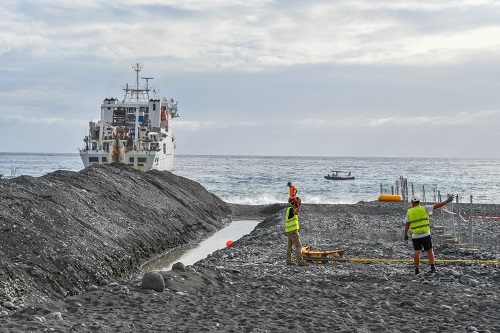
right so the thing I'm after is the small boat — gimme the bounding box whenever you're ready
[324,171,355,180]
[79,63,180,172]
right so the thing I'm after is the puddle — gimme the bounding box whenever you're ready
[139,220,259,273]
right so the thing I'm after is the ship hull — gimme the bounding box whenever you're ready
[79,148,174,172]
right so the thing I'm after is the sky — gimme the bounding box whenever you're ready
[1,0,500,158]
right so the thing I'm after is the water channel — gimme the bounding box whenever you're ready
[140,220,259,274]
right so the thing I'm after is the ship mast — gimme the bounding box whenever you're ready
[134,63,142,101]
[123,63,153,102]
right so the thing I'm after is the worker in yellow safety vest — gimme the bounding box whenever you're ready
[285,197,307,266]
[404,193,454,274]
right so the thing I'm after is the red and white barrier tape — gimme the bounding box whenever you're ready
[442,207,500,220]
[469,215,500,219]
[442,207,469,222]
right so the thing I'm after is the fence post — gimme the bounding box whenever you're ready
[403,179,408,201]
[456,195,461,243]
[437,190,444,230]
[437,190,445,232]
[452,198,458,242]
[469,195,474,248]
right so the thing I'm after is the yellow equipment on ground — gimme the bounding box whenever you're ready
[301,246,347,264]
[378,194,402,202]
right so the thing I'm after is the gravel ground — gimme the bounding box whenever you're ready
[0,167,498,332]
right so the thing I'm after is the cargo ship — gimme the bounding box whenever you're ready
[79,64,179,171]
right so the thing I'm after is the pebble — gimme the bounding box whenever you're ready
[399,300,414,307]
[45,312,63,321]
[459,275,479,287]
[2,302,16,310]
[33,315,45,323]
[379,301,391,309]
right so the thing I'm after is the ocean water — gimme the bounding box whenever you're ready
[1,153,499,204]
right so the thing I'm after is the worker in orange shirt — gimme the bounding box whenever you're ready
[287,182,298,200]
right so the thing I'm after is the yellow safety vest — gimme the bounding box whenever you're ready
[407,206,430,235]
[285,207,300,233]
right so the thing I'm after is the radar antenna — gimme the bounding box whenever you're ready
[142,77,154,99]
[122,63,156,101]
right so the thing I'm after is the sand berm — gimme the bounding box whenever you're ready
[0,164,498,332]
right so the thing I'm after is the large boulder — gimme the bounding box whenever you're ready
[141,272,165,292]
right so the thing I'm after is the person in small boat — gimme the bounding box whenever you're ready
[285,197,307,266]
[404,194,454,274]
[287,182,298,200]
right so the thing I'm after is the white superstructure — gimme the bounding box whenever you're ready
[79,64,179,171]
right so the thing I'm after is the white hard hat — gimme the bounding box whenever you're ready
[411,194,421,202]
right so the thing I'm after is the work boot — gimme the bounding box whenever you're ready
[430,265,436,273]
[415,268,420,275]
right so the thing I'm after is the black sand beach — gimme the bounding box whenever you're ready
[0,165,498,332]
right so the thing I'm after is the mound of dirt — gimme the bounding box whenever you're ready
[0,164,231,307]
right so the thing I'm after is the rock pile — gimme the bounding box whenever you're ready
[0,164,231,308]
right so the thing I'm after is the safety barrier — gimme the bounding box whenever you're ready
[381,177,499,251]
[434,195,497,250]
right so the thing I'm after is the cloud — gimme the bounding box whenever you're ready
[1,1,500,157]
[367,110,500,126]
[0,113,88,126]
[178,109,499,134]
[2,1,500,69]
[297,109,500,129]
[175,120,257,132]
